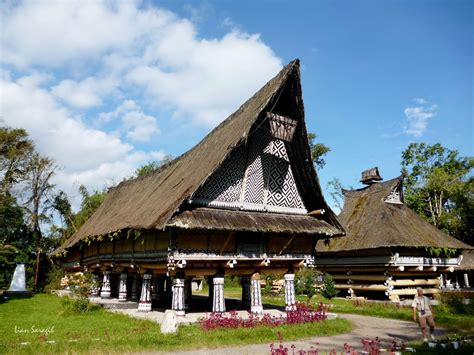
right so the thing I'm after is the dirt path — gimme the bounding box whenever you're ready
[153,314,443,354]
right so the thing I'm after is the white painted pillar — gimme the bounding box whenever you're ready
[284,273,296,311]
[241,275,251,310]
[464,273,470,288]
[118,273,128,301]
[251,276,263,314]
[138,274,152,312]
[131,273,140,300]
[212,277,226,313]
[172,278,185,316]
[90,274,100,297]
[100,271,111,298]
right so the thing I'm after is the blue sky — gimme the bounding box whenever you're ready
[1,0,472,211]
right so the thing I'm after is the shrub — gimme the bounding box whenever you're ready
[440,292,474,315]
[60,296,100,315]
[321,273,339,300]
[199,302,327,331]
[262,274,276,296]
[43,264,64,293]
[295,267,321,299]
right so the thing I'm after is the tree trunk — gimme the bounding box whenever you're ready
[34,247,41,288]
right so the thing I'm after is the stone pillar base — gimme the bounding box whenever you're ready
[100,291,111,299]
[138,302,152,312]
[251,305,263,314]
[118,293,127,301]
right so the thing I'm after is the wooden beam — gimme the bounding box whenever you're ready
[333,274,388,281]
[390,288,441,296]
[388,279,441,287]
[335,284,389,291]
[219,232,234,254]
[278,235,296,255]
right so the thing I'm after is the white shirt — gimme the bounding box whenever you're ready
[412,295,432,317]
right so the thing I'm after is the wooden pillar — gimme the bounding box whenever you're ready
[165,276,173,307]
[151,276,160,302]
[212,277,226,313]
[185,278,192,311]
[250,273,263,314]
[138,274,152,312]
[118,272,128,301]
[100,271,111,299]
[284,273,296,311]
[240,275,251,310]
[207,276,214,309]
[131,273,140,300]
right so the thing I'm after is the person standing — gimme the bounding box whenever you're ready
[412,287,436,342]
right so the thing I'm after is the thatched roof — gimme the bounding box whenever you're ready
[458,251,474,270]
[55,59,343,254]
[317,175,471,252]
[167,207,341,236]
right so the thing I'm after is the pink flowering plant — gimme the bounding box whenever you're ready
[199,302,327,331]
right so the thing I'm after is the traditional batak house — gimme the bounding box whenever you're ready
[53,60,344,315]
[454,250,474,289]
[316,168,471,301]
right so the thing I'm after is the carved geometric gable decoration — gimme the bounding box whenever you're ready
[384,184,403,205]
[191,126,306,214]
[268,112,298,142]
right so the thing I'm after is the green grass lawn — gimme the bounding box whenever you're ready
[0,294,351,354]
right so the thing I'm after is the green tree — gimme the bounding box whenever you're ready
[295,267,321,300]
[321,273,339,299]
[327,178,345,211]
[74,185,106,230]
[23,153,57,287]
[401,142,473,243]
[308,133,331,169]
[0,126,34,195]
[134,154,174,178]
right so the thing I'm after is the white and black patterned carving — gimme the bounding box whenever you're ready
[193,144,246,203]
[100,271,111,299]
[138,274,152,312]
[192,125,306,213]
[212,277,226,313]
[267,139,305,209]
[284,273,296,311]
[172,278,185,316]
[243,128,272,205]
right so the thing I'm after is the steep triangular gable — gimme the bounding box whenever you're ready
[191,125,306,214]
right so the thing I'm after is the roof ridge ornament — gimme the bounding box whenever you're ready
[360,167,383,185]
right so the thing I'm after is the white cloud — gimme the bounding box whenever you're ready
[413,97,428,105]
[403,102,438,137]
[99,100,160,142]
[0,74,163,206]
[2,0,282,126]
[128,30,282,125]
[1,0,172,68]
[0,0,283,208]
[51,77,118,108]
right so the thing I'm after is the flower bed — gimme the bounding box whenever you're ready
[199,302,327,331]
